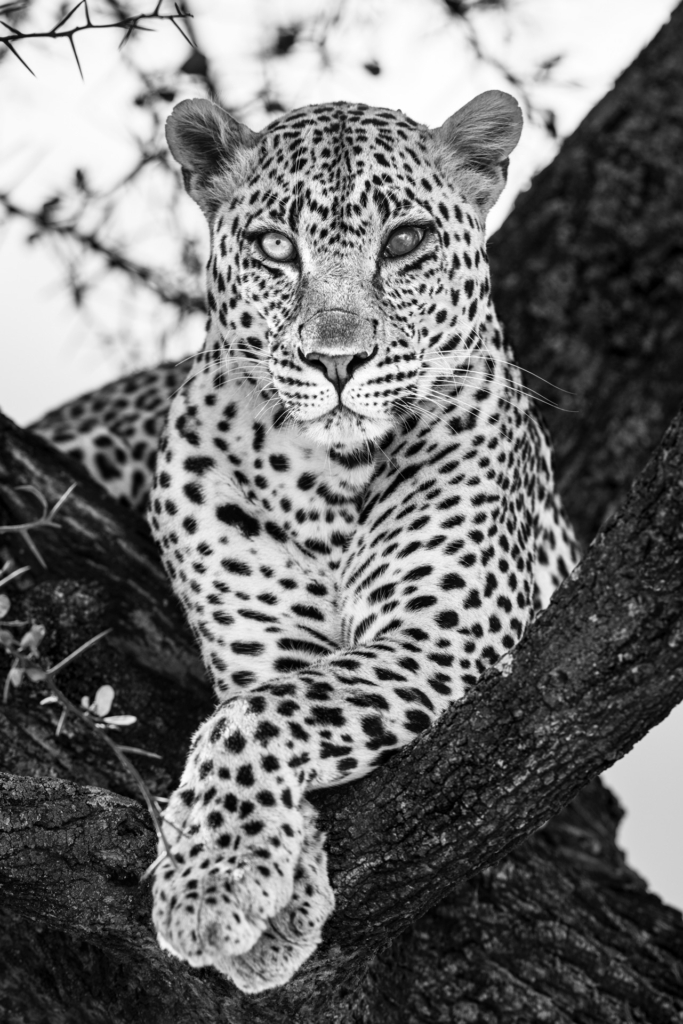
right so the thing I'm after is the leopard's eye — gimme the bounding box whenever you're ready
[258,231,297,262]
[384,226,424,258]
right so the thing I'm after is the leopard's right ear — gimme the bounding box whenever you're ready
[430,91,523,218]
[166,99,259,219]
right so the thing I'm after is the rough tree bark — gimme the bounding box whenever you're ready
[488,0,683,548]
[2,6,683,1022]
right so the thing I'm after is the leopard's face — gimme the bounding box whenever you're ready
[202,104,493,453]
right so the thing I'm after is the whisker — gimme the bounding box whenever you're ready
[421,364,571,413]
[420,345,574,411]
[453,338,576,397]
[412,388,517,446]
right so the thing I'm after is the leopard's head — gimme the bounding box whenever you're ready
[167,94,521,452]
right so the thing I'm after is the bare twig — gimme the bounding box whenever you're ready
[0,193,204,314]
[43,670,176,867]
[0,482,79,568]
[0,0,193,75]
[0,613,176,867]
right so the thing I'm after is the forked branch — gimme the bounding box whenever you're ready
[1,401,682,1017]
[0,1,193,77]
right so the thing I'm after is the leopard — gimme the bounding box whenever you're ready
[33,91,580,993]
[31,363,187,509]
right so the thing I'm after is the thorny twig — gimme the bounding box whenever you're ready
[43,669,176,867]
[0,481,77,534]
[0,599,177,868]
[0,482,78,568]
[0,0,193,78]
[0,0,565,369]
[0,194,205,315]
[0,490,178,867]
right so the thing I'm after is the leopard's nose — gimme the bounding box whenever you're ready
[300,349,375,393]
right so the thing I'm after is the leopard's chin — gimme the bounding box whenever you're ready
[299,406,392,451]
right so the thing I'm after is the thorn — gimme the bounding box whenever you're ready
[2,39,35,76]
[170,16,193,48]
[0,565,30,589]
[52,0,85,33]
[21,529,46,569]
[16,484,49,516]
[48,481,78,521]
[140,849,170,883]
[47,627,112,676]
[55,707,67,737]
[117,746,162,759]
[69,34,84,79]
[0,18,23,34]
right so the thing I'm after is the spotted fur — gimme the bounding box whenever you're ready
[31,364,186,509]
[36,92,579,993]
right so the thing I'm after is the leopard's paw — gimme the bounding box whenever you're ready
[152,789,304,965]
[151,706,334,988]
[225,804,335,992]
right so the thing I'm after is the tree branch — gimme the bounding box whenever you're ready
[489,0,683,546]
[3,11,683,1018]
[320,400,683,952]
[1,399,682,1018]
[0,193,204,315]
[0,413,212,799]
[0,1,193,76]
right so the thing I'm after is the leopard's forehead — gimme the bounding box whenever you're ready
[247,102,437,216]
[258,102,430,180]
[263,101,425,146]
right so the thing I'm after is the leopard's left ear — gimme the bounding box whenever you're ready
[431,91,523,217]
[166,99,260,219]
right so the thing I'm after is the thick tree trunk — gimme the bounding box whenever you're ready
[489,0,683,548]
[2,6,683,1021]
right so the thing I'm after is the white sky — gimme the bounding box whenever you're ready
[1,0,682,909]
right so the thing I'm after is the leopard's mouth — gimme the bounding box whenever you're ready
[297,404,393,452]
[324,405,363,423]
[299,404,365,428]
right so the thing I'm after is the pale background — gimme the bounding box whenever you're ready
[1,0,681,908]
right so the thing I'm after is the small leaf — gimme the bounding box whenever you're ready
[91,683,115,718]
[8,665,24,688]
[19,623,46,654]
[40,695,60,705]
[26,666,47,682]
[0,628,16,648]
[180,50,206,77]
[104,714,137,728]
[542,109,557,139]
[0,594,10,618]
[272,25,299,57]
